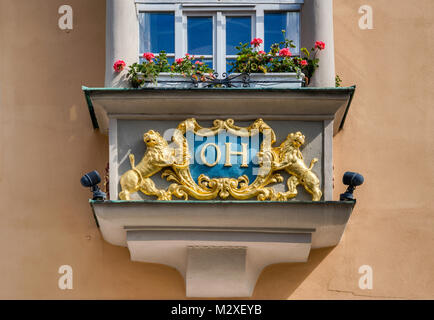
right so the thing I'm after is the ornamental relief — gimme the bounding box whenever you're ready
[119,118,322,201]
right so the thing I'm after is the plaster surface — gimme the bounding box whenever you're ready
[0,0,433,299]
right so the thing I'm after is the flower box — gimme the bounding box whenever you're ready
[231,72,304,89]
[138,73,193,88]
[136,72,304,89]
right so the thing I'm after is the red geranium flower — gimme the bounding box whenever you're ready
[279,48,292,57]
[315,41,325,50]
[258,50,266,55]
[143,52,155,62]
[300,59,308,66]
[250,38,263,47]
[176,58,184,65]
[195,61,204,65]
[113,60,126,72]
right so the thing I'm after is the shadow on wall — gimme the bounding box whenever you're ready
[252,247,334,299]
[98,245,334,299]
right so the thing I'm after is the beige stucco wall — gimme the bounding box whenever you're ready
[0,0,432,299]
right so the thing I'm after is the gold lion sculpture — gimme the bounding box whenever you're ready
[119,130,182,200]
[272,132,322,201]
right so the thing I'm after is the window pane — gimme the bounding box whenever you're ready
[265,12,300,54]
[187,17,213,55]
[139,12,174,53]
[226,16,251,55]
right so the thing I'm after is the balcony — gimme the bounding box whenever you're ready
[83,85,355,135]
[82,84,357,297]
[80,0,355,298]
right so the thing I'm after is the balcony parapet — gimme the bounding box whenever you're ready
[83,85,355,136]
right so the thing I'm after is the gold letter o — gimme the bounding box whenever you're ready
[200,143,221,167]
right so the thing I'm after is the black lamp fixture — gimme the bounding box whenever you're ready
[340,171,364,201]
[80,170,106,200]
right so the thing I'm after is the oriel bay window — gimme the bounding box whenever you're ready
[136,2,301,75]
[94,0,347,298]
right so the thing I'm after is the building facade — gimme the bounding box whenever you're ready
[0,0,433,299]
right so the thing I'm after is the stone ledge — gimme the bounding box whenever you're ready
[90,200,355,297]
[82,86,356,135]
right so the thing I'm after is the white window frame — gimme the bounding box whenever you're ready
[136,1,303,75]
[223,12,256,75]
[183,11,217,72]
[138,10,177,61]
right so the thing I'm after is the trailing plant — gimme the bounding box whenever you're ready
[299,41,325,85]
[120,52,214,88]
[267,31,301,75]
[126,51,171,88]
[228,38,273,74]
[114,34,325,87]
[229,31,325,83]
[171,54,215,82]
[335,74,342,87]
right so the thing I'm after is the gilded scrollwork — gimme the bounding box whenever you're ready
[118,118,322,202]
